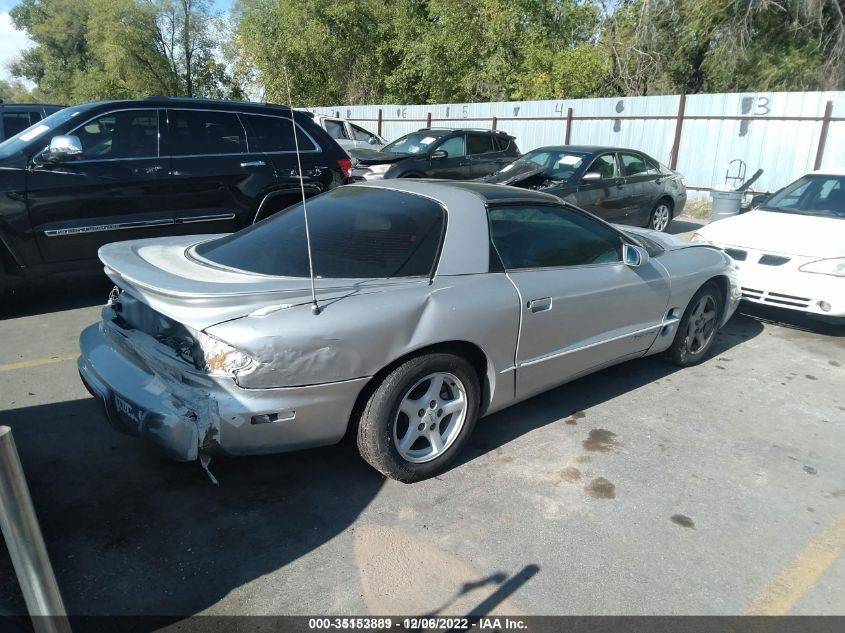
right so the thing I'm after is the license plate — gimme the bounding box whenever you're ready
[114,394,141,425]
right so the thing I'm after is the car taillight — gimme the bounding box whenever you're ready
[338,158,352,178]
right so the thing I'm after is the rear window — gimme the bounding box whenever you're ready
[194,187,446,278]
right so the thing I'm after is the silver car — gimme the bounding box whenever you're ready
[78,180,740,482]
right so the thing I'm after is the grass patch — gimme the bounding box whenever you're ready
[683,200,711,221]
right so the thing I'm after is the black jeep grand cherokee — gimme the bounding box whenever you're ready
[0,97,351,297]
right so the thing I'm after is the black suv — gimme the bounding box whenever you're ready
[0,97,351,296]
[0,103,64,141]
[350,128,519,181]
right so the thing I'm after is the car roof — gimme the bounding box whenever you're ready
[73,97,296,115]
[528,145,644,154]
[353,178,561,206]
[810,168,845,176]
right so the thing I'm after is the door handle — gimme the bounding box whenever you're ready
[527,297,552,313]
[615,179,625,188]
[459,161,471,166]
[240,160,266,168]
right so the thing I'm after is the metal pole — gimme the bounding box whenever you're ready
[670,94,686,170]
[377,108,383,137]
[814,100,833,171]
[0,427,71,633]
[565,107,573,145]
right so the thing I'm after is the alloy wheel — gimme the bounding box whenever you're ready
[652,204,671,231]
[686,294,718,353]
[393,372,467,463]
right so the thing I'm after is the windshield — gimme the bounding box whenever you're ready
[194,186,445,279]
[0,104,92,159]
[499,149,589,180]
[762,175,845,218]
[382,131,447,155]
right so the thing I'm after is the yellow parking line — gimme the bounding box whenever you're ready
[0,353,78,373]
[746,512,845,615]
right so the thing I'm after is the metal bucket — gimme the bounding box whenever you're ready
[710,190,744,222]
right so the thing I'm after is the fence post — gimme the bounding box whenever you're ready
[492,116,497,130]
[670,94,687,170]
[814,100,833,171]
[426,112,432,127]
[0,427,71,633]
[565,107,573,145]
[377,109,383,137]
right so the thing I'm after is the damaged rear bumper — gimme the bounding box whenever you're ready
[78,322,370,461]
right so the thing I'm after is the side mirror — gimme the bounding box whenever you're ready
[431,150,448,159]
[43,135,83,162]
[368,136,379,145]
[581,172,601,182]
[623,243,650,268]
[749,194,769,209]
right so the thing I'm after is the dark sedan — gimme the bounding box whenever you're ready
[481,145,687,231]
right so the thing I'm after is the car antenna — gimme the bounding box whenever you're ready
[283,65,320,315]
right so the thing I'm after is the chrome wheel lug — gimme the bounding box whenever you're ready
[418,409,425,417]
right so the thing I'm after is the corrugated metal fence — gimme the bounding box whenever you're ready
[310,92,845,200]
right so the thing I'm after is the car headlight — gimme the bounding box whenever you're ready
[688,232,712,244]
[367,163,394,175]
[798,258,845,278]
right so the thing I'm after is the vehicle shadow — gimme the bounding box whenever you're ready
[738,303,845,338]
[0,272,111,320]
[455,312,764,468]
[0,396,385,622]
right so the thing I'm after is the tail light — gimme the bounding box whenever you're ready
[338,158,352,178]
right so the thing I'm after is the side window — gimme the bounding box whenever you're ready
[488,205,622,270]
[493,136,510,152]
[586,153,618,180]
[467,134,495,155]
[324,120,349,140]
[169,109,246,156]
[29,111,43,123]
[3,112,34,138]
[620,153,655,177]
[350,123,377,142]
[436,135,465,157]
[72,109,158,159]
[240,113,317,152]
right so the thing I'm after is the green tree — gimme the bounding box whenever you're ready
[9,0,242,103]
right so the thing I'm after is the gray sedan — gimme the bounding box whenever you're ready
[78,181,740,482]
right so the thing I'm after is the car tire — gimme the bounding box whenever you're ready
[667,281,723,367]
[356,353,480,482]
[648,200,673,232]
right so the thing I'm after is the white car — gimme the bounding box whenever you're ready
[311,114,386,154]
[693,169,845,321]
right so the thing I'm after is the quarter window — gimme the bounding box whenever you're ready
[169,109,246,156]
[467,134,495,155]
[585,154,618,180]
[72,110,158,159]
[488,205,622,269]
[324,120,349,140]
[351,123,377,143]
[240,113,317,152]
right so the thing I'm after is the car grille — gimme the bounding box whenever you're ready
[741,287,811,308]
[724,248,747,261]
[758,254,790,266]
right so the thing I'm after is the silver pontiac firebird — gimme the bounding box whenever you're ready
[78,180,740,482]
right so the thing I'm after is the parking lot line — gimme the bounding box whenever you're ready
[746,512,845,615]
[0,353,78,373]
